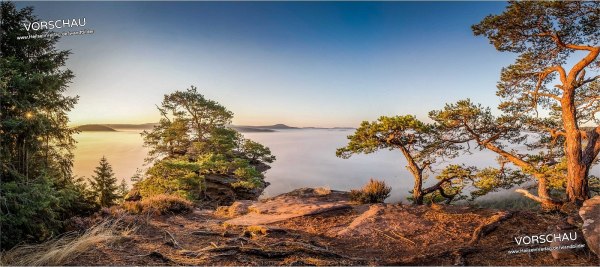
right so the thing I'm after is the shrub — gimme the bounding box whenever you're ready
[350,179,392,204]
[122,194,193,215]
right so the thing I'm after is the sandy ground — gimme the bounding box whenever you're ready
[68,190,599,266]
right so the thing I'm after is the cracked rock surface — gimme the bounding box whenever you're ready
[579,196,600,257]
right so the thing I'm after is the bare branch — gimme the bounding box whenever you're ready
[525,90,561,101]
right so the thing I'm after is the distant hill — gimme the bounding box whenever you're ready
[229,126,275,133]
[254,124,299,130]
[104,123,157,130]
[302,126,355,130]
[75,124,116,131]
[231,124,354,132]
[76,123,353,133]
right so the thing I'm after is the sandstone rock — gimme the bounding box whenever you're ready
[579,196,600,258]
[223,188,351,226]
[337,204,385,236]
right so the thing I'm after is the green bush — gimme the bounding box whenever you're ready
[350,179,392,204]
[0,177,98,248]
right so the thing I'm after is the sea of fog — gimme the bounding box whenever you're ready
[73,129,540,202]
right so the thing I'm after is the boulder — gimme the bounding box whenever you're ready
[579,196,600,258]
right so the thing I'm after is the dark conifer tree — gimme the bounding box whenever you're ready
[0,1,93,248]
[89,157,119,207]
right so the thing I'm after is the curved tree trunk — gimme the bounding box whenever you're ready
[516,175,562,211]
[413,173,424,205]
[562,88,590,204]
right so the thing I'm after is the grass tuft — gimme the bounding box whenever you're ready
[350,178,392,204]
[122,194,193,215]
[0,219,130,266]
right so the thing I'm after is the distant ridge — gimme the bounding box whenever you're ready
[253,124,299,130]
[104,123,157,130]
[76,123,353,133]
[230,124,354,132]
[229,126,275,133]
[75,124,116,132]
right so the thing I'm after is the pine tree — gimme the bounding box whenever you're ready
[89,157,119,207]
[472,1,600,204]
[130,168,144,184]
[1,2,88,248]
[117,178,129,199]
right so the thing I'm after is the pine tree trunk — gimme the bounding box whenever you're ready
[562,88,589,204]
[536,176,561,211]
[413,172,424,205]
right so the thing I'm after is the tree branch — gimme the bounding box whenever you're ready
[578,74,600,87]
[525,90,561,102]
[568,47,600,85]
[582,126,600,166]
[543,32,598,52]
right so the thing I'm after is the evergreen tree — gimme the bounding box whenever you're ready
[117,178,129,199]
[472,1,600,204]
[89,157,119,207]
[130,168,144,184]
[337,115,482,204]
[0,2,92,248]
[138,86,275,201]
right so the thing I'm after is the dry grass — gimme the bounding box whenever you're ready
[314,186,332,196]
[0,219,131,266]
[350,178,392,204]
[123,194,193,215]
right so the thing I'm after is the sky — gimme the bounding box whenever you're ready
[17,1,517,127]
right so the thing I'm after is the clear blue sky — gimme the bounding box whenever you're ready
[18,1,515,127]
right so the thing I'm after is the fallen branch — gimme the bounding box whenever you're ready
[191,230,225,236]
[372,228,398,242]
[390,230,416,246]
[469,211,514,246]
[163,230,180,249]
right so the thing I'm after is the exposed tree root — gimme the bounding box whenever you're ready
[183,240,364,262]
[469,211,514,246]
[385,247,479,266]
[134,251,175,264]
[191,229,235,237]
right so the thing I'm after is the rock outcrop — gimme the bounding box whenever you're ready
[579,196,600,257]
[221,188,352,226]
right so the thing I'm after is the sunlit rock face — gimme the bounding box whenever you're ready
[579,196,600,258]
[202,174,270,208]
